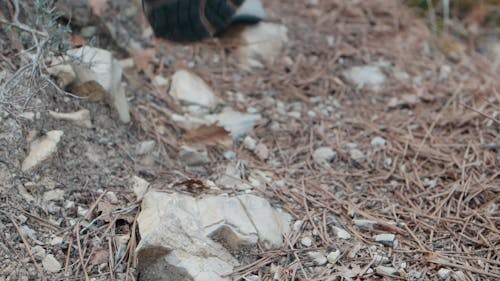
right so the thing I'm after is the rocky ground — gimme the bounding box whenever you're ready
[0,0,499,280]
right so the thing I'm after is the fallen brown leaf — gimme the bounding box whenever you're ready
[67,81,107,102]
[183,125,233,148]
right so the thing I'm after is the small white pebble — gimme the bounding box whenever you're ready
[301,236,313,248]
[243,136,257,151]
[327,249,341,264]
[371,136,387,147]
[308,251,327,266]
[375,233,396,247]
[437,268,452,280]
[349,148,365,162]
[332,226,351,239]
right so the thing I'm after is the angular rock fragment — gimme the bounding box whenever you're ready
[22,130,64,172]
[237,23,288,70]
[67,46,130,123]
[136,191,291,281]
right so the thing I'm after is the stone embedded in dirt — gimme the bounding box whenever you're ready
[136,140,156,155]
[179,145,210,166]
[31,245,46,261]
[370,136,387,147]
[243,136,257,151]
[438,268,452,280]
[132,176,150,200]
[169,70,217,110]
[452,271,467,281]
[301,236,313,248]
[343,65,386,88]
[332,226,351,240]
[105,191,119,204]
[308,251,328,266]
[254,143,270,160]
[77,206,88,217]
[327,249,341,264]
[42,254,62,273]
[43,189,65,202]
[22,130,64,172]
[375,265,399,276]
[136,191,291,281]
[49,109,92,128]
[67,46,131,123]
[49,236,64,246]
[237,22,289,70]
[375,233,396,247]
[349,148,366,162]
[223,151,236,160]
[353,219,377,230]
[206,110,262,140]
[313,147,337,167]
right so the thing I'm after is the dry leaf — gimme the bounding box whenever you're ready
[89,0,108,16]
[183,125,233,148]
[67,81,107,102]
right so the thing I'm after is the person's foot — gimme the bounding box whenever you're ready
[142,0,265,42]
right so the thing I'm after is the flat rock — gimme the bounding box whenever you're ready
[43,189,65,202]
[375,233,396,247]
[169,70,217,109]
[343,65,386,88]
[136,140,156,155]
[237,22,288,70]
[31,245,46,261]
[22,130,64,172]
[179,146,210,166]
[68,46,130,123]
[136,191,291,281]
[332,226,351,240]
[375,265,399,276]
[42,254,61,273]
[49,109,92,128]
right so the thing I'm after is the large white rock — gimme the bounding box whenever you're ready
[237,23,288,70]
[136,191,292,281]
[22,130,64,172]
[67,46,130,123]
[169,70,217,109]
